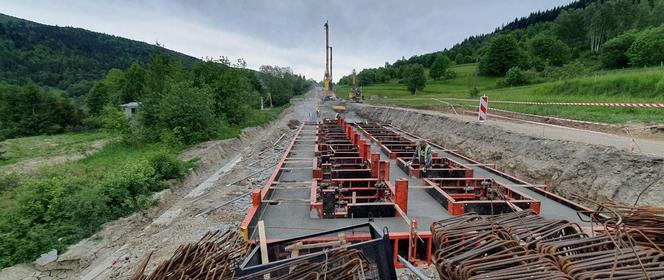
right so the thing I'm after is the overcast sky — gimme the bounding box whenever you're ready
[2,0,574,81]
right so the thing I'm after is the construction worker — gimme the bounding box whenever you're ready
[411,140,432,173]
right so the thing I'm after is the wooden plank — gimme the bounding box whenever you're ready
[257,220,270,279]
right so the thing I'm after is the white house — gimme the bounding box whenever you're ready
[119,102,141,118]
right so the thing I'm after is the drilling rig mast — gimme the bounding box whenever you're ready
[323,21,335,100]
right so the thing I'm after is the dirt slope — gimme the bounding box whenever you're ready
[353,104,664,207]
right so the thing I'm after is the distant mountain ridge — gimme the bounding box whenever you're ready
[0,13,198,95]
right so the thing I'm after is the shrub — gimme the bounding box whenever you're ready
[528,34,571,67]
[505,67,529,86]
[96,162,163,214]
[628,25,664,67]
[100,105,129,133]
[0,160,170,267]
[149,152,190,180]
[601,32,636,69]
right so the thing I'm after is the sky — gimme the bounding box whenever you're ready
[1,0,575,82]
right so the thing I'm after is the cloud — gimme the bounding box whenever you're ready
[1,0,575,81]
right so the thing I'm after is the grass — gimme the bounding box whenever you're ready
[216,106,286,139]
[336,64,664,124]
[0,105,287,268]
[0,131,112,168]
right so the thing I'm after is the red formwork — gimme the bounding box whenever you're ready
[240,124,304,240]
[380,143,417,159]
[396,157,474,178]
[423,177,541,215]
[242,118,593,271]
[312,119,398,219]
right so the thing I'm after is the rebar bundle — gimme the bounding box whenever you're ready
[131,229,250,280]
[235,248,379,280]
[431,210,664,280]
[590,202,664,251]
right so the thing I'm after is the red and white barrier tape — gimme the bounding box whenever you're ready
[435,97,664,108]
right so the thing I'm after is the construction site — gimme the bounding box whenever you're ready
[4,19,664,280]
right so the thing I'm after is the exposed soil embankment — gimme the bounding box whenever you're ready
[354,104,664,207]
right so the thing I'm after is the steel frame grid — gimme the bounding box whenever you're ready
[396,156,475,179]
[423,177,542,215]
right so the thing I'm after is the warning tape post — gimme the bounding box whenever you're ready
[478,95,488,122]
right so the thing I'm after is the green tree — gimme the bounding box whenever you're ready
[148,81,216,144]
[65,80,94,98]
[601,31,636,69]
[140,50,174,131]
[479,35,523,76]
[212,69,256,125]
[429,54,451,80]
[121,63,146,103]
[86,82,111,115]
[454,53,465,65]
[145,48,171,96]
[528,34,571,67]
[104,69,125,94]
[554,9,587,49]
[627,25,664,67]
[0,82,80,139]
[402,64,426,95]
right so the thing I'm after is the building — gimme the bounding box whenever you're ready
[119,102,141,118]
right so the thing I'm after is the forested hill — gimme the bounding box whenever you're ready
[340,0,664,86]
[0,13,197,96]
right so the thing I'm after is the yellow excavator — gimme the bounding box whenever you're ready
[348,69,363,103]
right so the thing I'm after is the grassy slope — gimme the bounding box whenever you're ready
[336,64,664,124]
[0,132,111,168]
[0,106,285,267]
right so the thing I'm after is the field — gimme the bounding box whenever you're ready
[0,132,112,169]
[336,64,664,124]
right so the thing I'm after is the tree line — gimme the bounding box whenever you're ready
[339,0,664,89]
[0,49,313,142]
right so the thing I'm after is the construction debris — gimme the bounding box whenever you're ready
[288,119,301,129]
[130,229,249,280]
